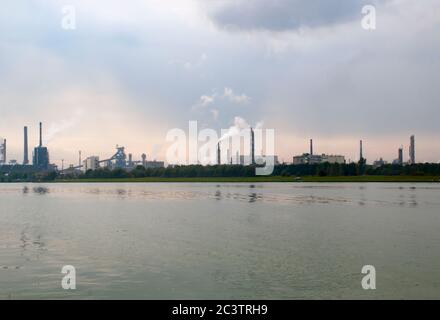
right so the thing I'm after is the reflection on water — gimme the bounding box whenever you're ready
[33,186,49,195]
[1,182,439,299]
[1,183,435,208]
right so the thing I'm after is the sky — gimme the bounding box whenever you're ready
[0,0,439,166]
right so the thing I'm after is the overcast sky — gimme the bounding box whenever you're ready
[1,0,439,165]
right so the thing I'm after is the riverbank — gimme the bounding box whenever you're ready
[53,175,440,183]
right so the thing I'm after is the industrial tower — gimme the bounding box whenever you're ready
[23,126,29,165]
[32,122,50,170]
[409,135,415,164]
[250,127,255,165]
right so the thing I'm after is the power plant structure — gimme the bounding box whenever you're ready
[62,145,165,174]
[398,146,404,165]
[409,135,415,164]
[217,142,221,165]
[292,138,346,165]
[219,127,260,166]
[0,138,6,165]
[32,122,50,170]
[0,122,53,174]
[23,126,29,165]
[250,127,255,165]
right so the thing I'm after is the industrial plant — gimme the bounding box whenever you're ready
[292,139,346,165]
[0,122,165,175]
[0,121,421,176]
[216,127,280,166]
[0,122,52,174]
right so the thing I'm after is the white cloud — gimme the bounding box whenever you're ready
[200,94,215,106]
[223,87,250,104]
[193,87,250,111]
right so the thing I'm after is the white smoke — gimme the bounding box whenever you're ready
[218,116,263,142]
[45,109,83,144]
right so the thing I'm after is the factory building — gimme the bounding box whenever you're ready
[239,155,279,166]
[292,154,345,165]
[83,156,100,172]
[132,153,165,169]
[321,154,346,164]
[144,160,165,169]
[292,139,345,165]
[374,158,387,168]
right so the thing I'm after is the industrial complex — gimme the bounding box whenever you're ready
[0,121,420,175]
[0,122,165,174]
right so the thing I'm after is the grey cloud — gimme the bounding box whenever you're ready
[205,0,384,31]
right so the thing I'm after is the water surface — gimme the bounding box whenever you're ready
[1,183,439,299]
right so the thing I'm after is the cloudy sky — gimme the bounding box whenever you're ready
[1,0,439,166]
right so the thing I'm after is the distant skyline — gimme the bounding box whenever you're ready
[1,0,439,165]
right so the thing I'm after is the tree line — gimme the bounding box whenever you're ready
[78,163,440,179]
[1,162,440,182]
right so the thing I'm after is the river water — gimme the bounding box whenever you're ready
[0,182,439,299]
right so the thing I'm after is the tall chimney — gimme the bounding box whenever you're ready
[23,126,29,165]
[217,142,221,165]
[310,139,313,155]
[409,135,415,164]
[250,127,255,165]
[39,122,43,147]
[2,139,6,164]
[360,140,363,160]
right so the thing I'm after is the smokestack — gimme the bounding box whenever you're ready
[250,127,255,165]
[2,139,6,164]
[409,135,415,164]
[39,122,42,147]
[310,139,313,155]
[23,126,29,165]
[217,142,221,165]
[360,140,363,160]
[398,146,403,165]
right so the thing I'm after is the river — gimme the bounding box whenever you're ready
[0,182,439,299]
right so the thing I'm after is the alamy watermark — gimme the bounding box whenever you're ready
[165,121,276,176]
[361,265,376,290]
[362,5,377,30]
[61,265,76,290]
[61,5,76,30]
